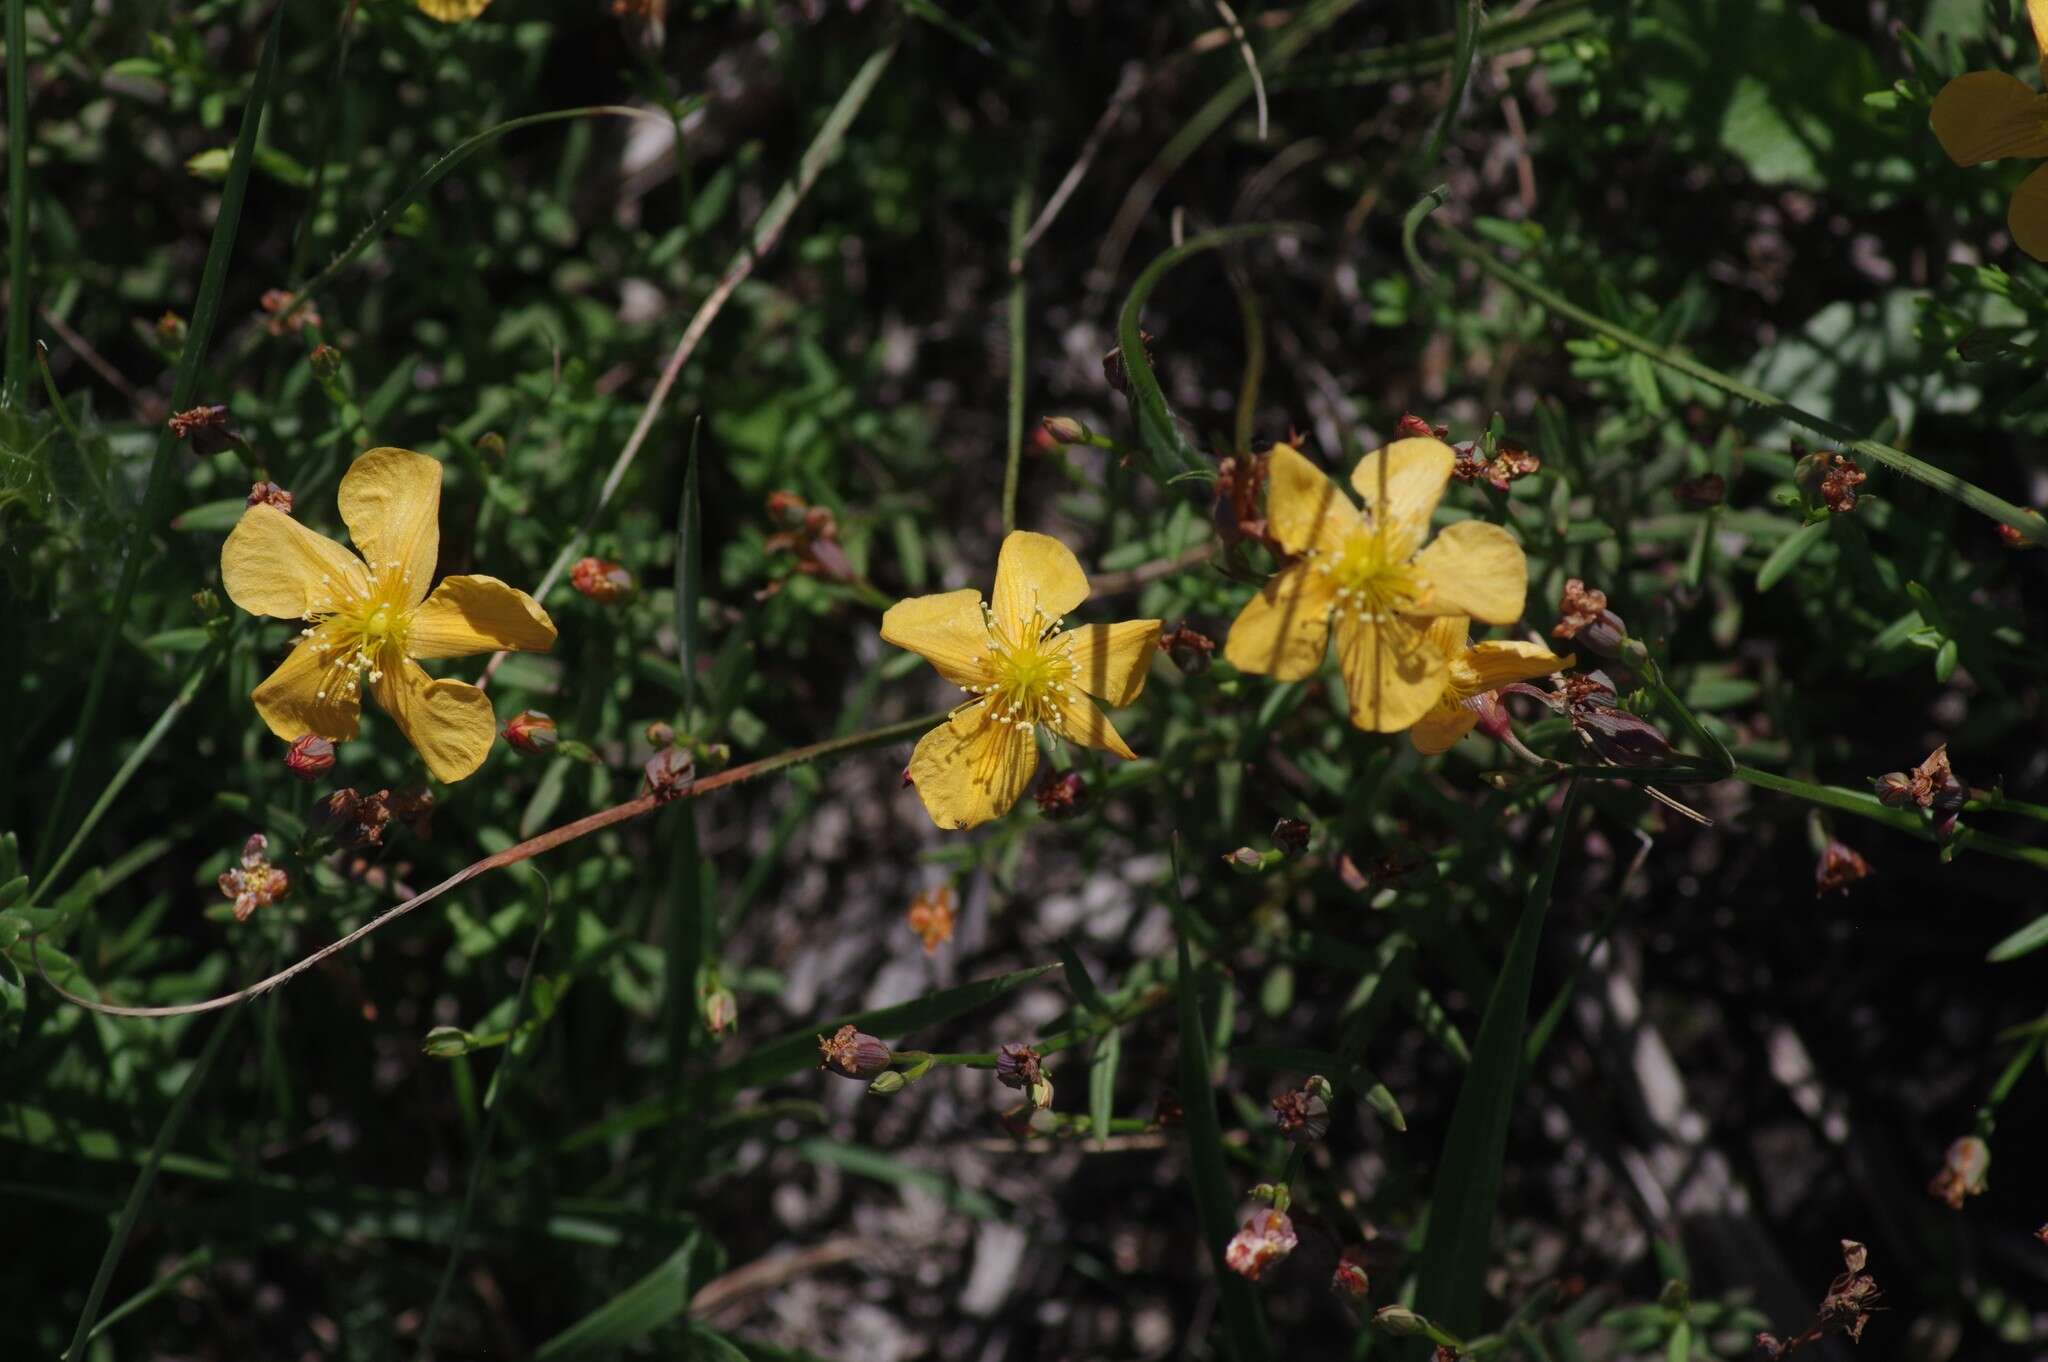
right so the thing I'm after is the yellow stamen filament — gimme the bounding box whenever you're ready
[952,598,1080,739]
[302,558,420,702]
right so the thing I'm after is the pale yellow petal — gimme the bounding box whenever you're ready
[417,0,492,21]
[2035,0,2048,70]
[1223,563,1335,681]
[880,588,992,689]
[338,447,443,608]
[1332,612,1448,732]
[1062,619,1161,706]
[1350,437,1455,556]
[1054,692,1137,760]
[221,505,370,620]
[371,652,499,783]
[1930,71,2048,166]
[2011,161,2048,261]
[1409,703,1479,756]
[407,574,558,660]
[990,531,1089,641]
[907,708,1038,831]
[1411,520,1527,624]
[251,635,362,743]
[1458,640,1572,693]
[1265,443,1355,557]
[1421,614,1470,660]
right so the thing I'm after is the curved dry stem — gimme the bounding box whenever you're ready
[33,711,943,1021]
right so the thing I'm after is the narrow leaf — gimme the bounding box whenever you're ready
[532,1233,713,1359]
[1756,519,1831,592]
[1089,1027,1120,1148]
[1988,914,2048,963]
[675,420,703,716]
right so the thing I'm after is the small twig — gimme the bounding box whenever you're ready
[1013,63,1145,268]
[39,306,152,416]
[1087,542,1216,595]
[688,1237,875,1319]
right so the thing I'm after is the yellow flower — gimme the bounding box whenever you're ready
[1223,440,1528,732]
[1408,617,1571,755]
[1931,0,2048,260]
[882,531,1161,830]
[417,0,493,21]
[220,447,557,784]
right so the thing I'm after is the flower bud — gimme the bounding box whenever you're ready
[765,490,809,529]
[1813,840,1871,897]
[1035,771,1087,820]
[1223,846,1274,874]
[995,1042,1042,1091]
[475,431,507,461]
[1271,1084,1329,1144]
[1028,1074,1055,1110]
[502,710,558,755]
[246,481,294,514]
[1332,1254,1371,1301]
[1042,415,1089,445]
[643,720,676,749]
[192,587,222,618]
[1272,817,1311,858]
[642,745,695,802]
[817,1024,892,1080]
[284,734,336,781]
[1928,1134,1990,1208]
[155,310,188,346]
[1372,1306,1429,1337]
[867,1070,907,1096]
[308,344,343,382]
[1394,412,1446,441]
[1872,771,1915,807]
[1933,810,1962,845]
[1473,690,1512,742]
[570,556,635,603]
[1223,1208,1298,1281]
[422,1026,476,1058]
[701,983,737,1037]
[1161,624,1216,675]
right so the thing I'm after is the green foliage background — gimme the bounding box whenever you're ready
[4,0,2047,1358]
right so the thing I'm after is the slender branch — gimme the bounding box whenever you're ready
[33,712,945,1020]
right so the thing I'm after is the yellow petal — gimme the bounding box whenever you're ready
[880,588,992,689]
[417,0,492,21]
[2035,0,2048,69]
[338,447,443,608]
[1223,562,1335,681]
[1410,703,1479,756]
[1063,619,1161,706]
[371,653,499,783]
[1349,437,1455,557]
[1458,640,1572,693]
[407,574,558,659]
[1411,520,1528,624]
[1332,612,1449,732]
[252,635,363,743]
[1421,614,1470,660]
[221,505,370,619]
[1930,71,2048,166]
[1266,443,1355,557]
[2011,161,2048,261]
[990,531,1089,641]
[1054,691,1137,760]
[907,708,1038,830]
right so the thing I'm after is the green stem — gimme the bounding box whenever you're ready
[37,1,285,866]
[1418,0,1481,173]
[1001,159,1033,535]
[1630,643,1734,777]
[1734,764,2048,871]
[1426,216,2044,541]
[6,0,30,399]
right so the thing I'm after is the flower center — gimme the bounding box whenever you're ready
[1316,527,1428,625]
[958,601,1079,737]
[301,559,419,702]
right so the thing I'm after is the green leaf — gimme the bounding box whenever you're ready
[532,1233,718,1359]
[1167,841,1270,1361]
[1058,938,1112,1016]
[1414,781,1582,1338]
[1089,1027,1120,1148]
[1756,518,1830,592]
[1988,914,2048,963]
[675,421,703,718]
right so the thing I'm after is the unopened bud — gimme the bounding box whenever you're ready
[1223,846,1275,874]
[1035,771,1087,820]
[284,734,336,781]
[308,344,342,382]
[570,556,635,603]
[1272,817,1311,858]
[422,1026,475,1058]
[765,490,809,528]
[192,587,222,618]
[1473,690,1512,742]
[818,1026,892,1080]
[1394,412,1445,441]
[474,431,507,461]
[1873,772,1915,807]
[246,481,294,514]
[644,720,676,749]
[1029,1074,1055,1110]
[1332,1255,1371,1301]
[1042,415,1089,445]
[1372,1306,1429,1337]
[701,985,737,1037]
[866,1070,907,1095]
[502,710,558,755]
[155,310,188,345]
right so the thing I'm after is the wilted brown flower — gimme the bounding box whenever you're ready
[1888,744,1967,810]
[642,745,695,802]
[313,788,392,849]
[1552,579,1626,656]
[1814,840,1871,897]
[217,834,290,922]
[1213,450,1271,547]
[260,288,320,336]
[1160,623,1216,674]
[1272,817,1311,858]
[244,480,294,514]
[1035,771,1087,820]
[168,404,235,454]
[761,492,855,585]
[1928,1135,1990,1209]
[906,885,955,954]
[1223,1208,1298,1281]
[1272,1078,1330,1144]
[817,1025,892,1080]
[994,1042,1042,1091]
[391,787,435,841]
[1818,455,1867,513]
[1452,439,1540,491]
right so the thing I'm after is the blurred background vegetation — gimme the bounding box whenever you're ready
[4,0,2047,1358]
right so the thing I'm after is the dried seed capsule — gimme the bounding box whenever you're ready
[817,1025,892,1080]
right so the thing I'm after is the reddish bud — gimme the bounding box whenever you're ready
[1332,1254,1371,1301]
[283,734,335,780]
[1035,771,1087,820]
[1928,1135,1990,1208]
[766,490,809,529]
[246,481,294,514]
[502,710,558,755]
[642,744,695,801]
[1814,840,1871,897]
[817,1025,892,1080]
[1042,415,1088,445]
[1272,817,1311,858]
[570,556,635,603]
[1394,412,1446,441]
[308,344,342,382]
[1161,624,1216,675]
